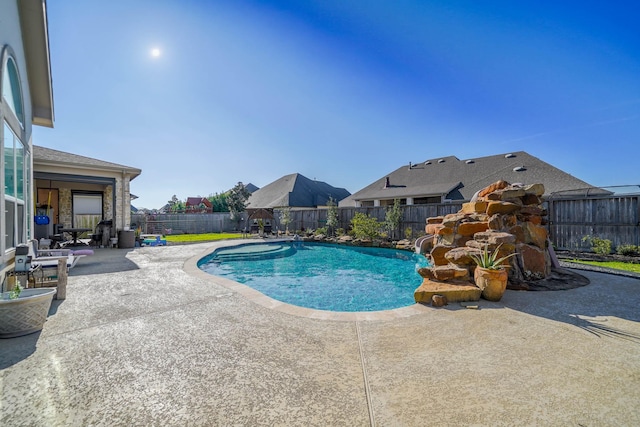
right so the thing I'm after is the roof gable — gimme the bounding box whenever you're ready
[186,197,211,207]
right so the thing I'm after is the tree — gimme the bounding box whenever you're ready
[208,192,229,212]
[350,212,381,240]
[167,195,184,213]
[326,197,338,236]
[227,182,251,229]
[172,201,185,213]
[279,207,292,235]
[384,199,402,240]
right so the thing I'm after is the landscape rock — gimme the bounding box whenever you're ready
[430,245,454,266]
[457,221,489,237]
[478,180,509,198]
[461,201,488,214]
[414,279,482,304]
[431,295,448,307]
[486,201,521,216]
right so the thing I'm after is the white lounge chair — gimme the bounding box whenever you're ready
[27,239,82,271]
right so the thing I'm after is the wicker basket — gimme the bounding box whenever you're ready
[0,288,57,338]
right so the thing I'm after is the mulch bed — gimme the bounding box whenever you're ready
[507,267,591,291]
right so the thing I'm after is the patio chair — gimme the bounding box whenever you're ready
[27,239,86,271]
[27,239,94,285]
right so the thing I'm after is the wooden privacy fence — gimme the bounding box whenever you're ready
[131,212,234,235]
[547,194,640,251]
[273,204,463,239]
[131,193,640,252]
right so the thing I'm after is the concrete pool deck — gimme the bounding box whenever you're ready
[1,240,639,426]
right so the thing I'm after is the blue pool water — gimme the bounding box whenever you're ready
[198,241,429,312]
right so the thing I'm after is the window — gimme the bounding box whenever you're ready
[3,122,27,249]
[413,196,442,205]
[2,49,30,252]
[380,199,407,207]
[2,57,24,128]
[73,193,103,233]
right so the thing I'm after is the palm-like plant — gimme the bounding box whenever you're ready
[469,243,517,270]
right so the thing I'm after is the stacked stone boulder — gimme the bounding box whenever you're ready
[414,180,551,304]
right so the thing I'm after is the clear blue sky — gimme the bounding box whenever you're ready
[34,0,640,209]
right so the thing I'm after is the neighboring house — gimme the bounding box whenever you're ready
[185,197,212,213]
[1,0,55,269]
[244,183,259,193]
[33,145,141,238]
[339,151,595,207]
[247,173,350,209]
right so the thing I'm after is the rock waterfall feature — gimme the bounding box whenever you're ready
[414,180,568,304]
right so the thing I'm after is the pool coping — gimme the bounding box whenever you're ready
[183,238,431,322]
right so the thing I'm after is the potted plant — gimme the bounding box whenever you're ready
[0,282,57,338]
[469,244,517,301]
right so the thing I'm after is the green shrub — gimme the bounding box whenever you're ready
[404,227,413,240]
[350,212,381,240]
[315,227,328,236]
[616,244,640,257]
[582,235,612,255]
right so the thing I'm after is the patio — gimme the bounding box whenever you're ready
[1,242,639,426]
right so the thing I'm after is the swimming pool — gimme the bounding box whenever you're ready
[198,241,429,312]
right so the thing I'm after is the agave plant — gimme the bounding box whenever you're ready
[470,243,517,270]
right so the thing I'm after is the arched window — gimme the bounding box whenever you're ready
[2,56,24,128]
[2,48,29,251]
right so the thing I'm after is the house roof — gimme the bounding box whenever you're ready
[247,173,351,208]
[186,197,212,207]
[33,145,142,179]
[340,151,595,206]
[18,0,54,127]
[245,183,259,193]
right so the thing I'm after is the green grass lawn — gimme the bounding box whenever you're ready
[570,259,640,273]
[164,233,243,243]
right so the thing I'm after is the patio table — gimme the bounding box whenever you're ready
[59,228,91,246]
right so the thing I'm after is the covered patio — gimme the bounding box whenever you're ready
[33,146,141,247]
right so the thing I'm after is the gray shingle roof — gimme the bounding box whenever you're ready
[244,183,259,193]
[247,173,351,208]
[33,145,141,177]
[340,151,595,206]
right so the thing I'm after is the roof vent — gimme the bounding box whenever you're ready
[465,159,475,164]
[408,162,412,169]
[425,161,431,165]
[513,166,526,172]
[438,159,445,163]
[505,153,516,158]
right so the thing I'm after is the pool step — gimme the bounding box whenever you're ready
[212,244,296,262]
[414,279,481,304]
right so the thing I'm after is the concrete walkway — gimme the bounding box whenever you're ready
[1,241,639,426]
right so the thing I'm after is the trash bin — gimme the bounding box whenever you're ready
[117,230,136,248]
